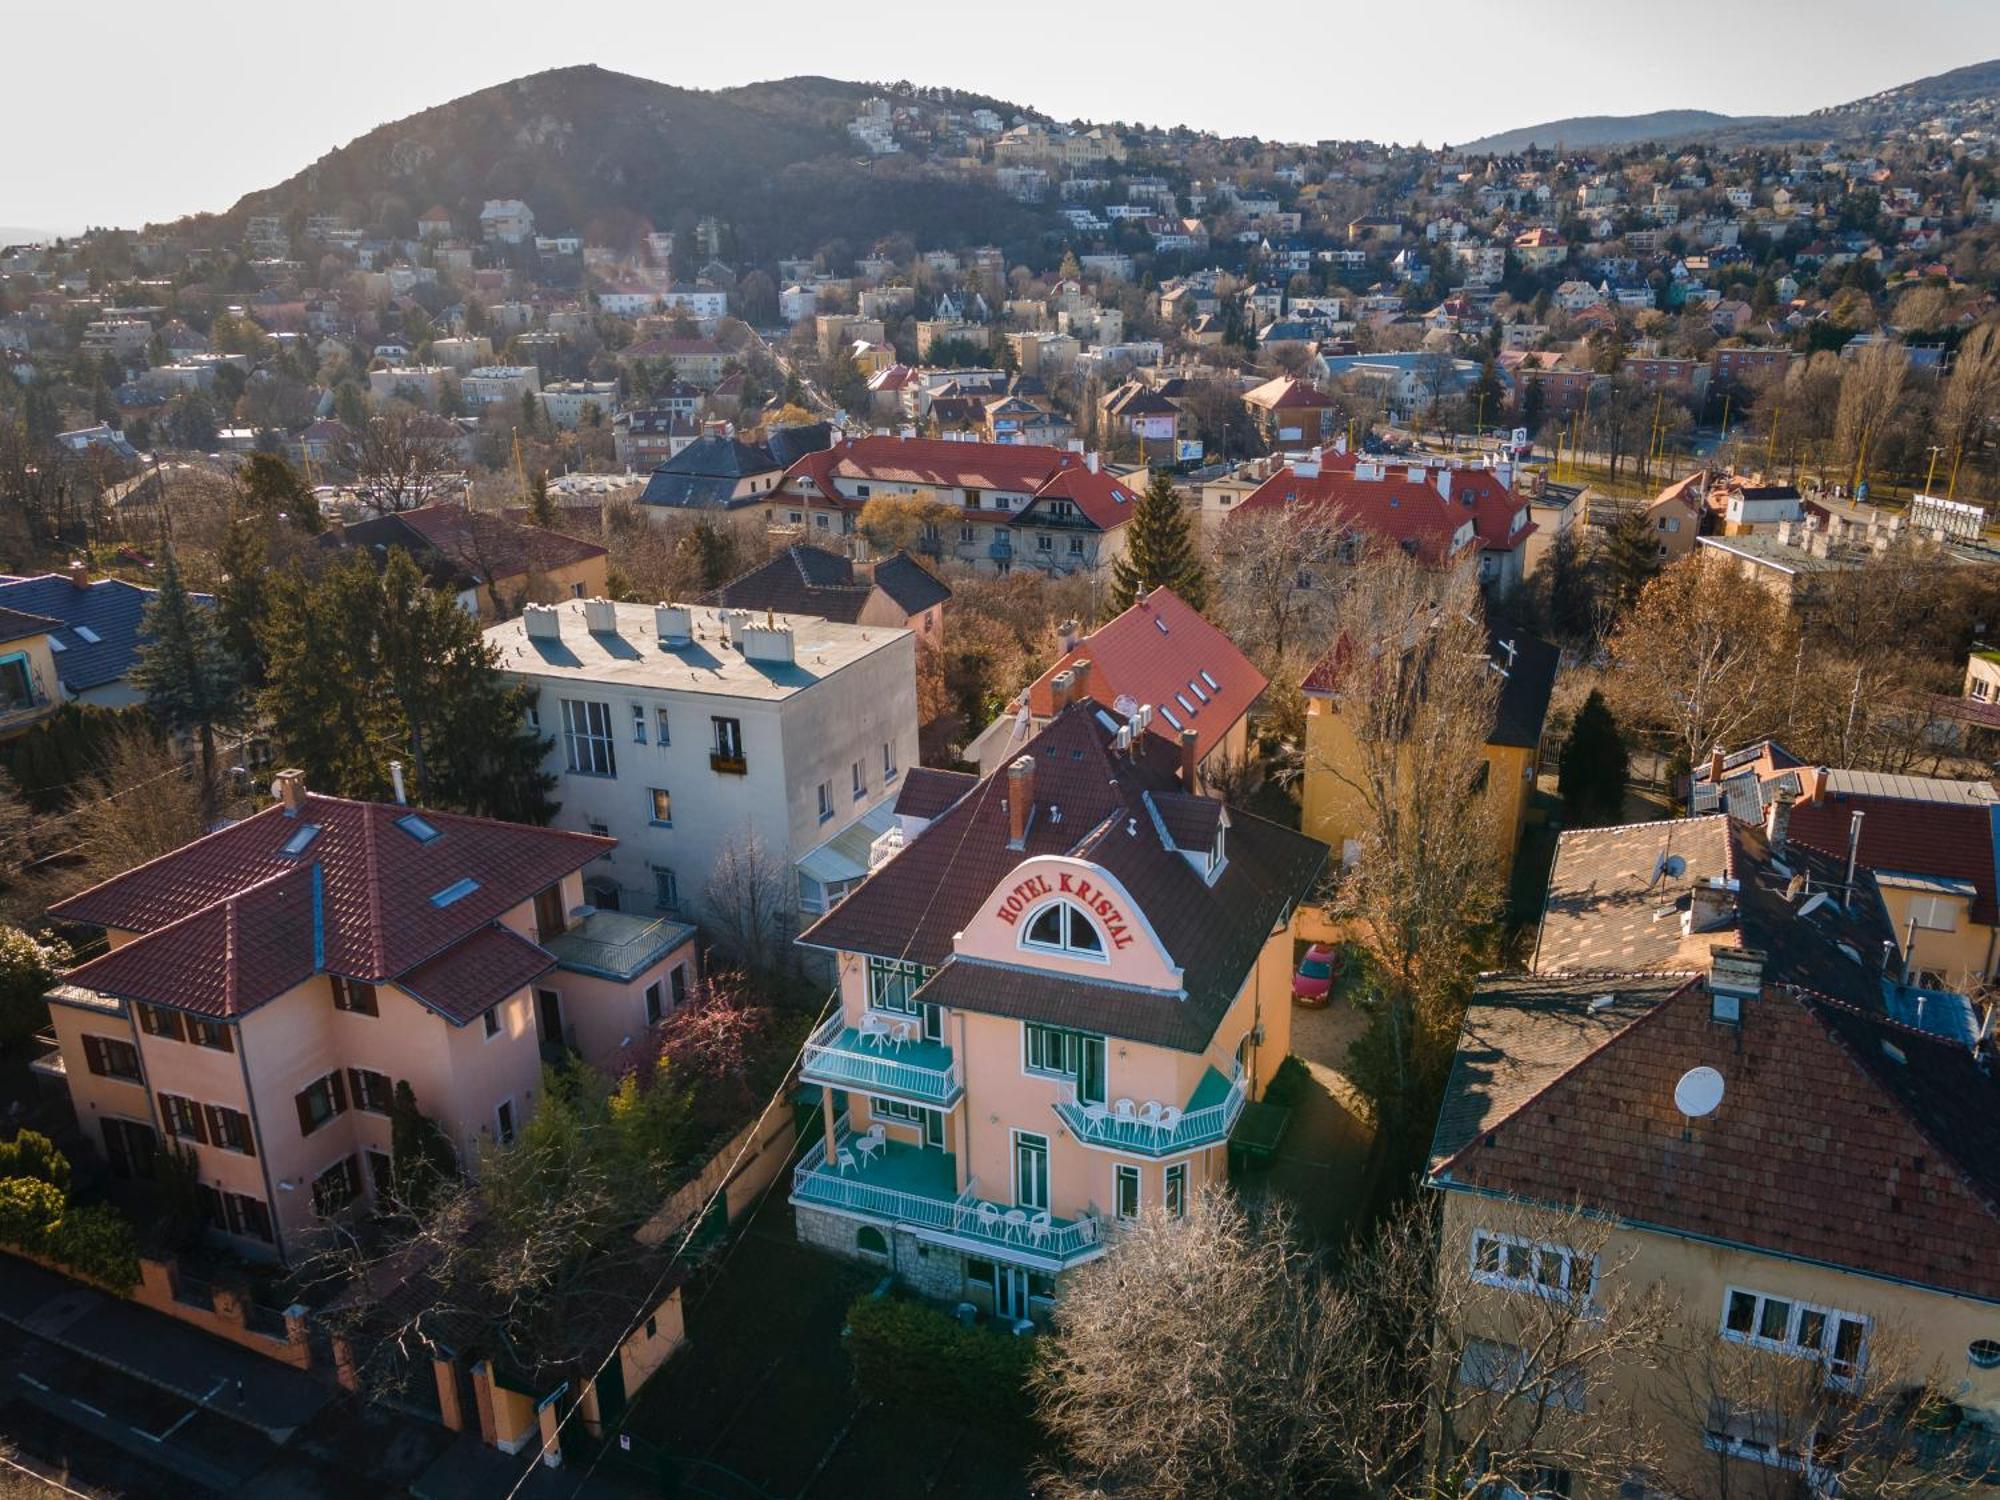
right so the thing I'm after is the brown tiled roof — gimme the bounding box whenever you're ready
[1428,971,1696,1166]
[894,767,977,821]
[397,924,555,1025]
[1533,816,1734,972]
[331,504,606,588]
[1429,978,2000,1302]
[52,794,609,1021]
[802,702,1327,1052]
[701,545,950,623]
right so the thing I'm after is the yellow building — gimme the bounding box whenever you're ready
[791,700,1325,1322]
[0,602,63,738]
[1428,965,2000,1498]
[1299,631,1557,878]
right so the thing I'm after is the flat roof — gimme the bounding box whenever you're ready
[486,599,909,702]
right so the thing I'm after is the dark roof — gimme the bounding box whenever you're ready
[893,767,977,821]
[801,702,1327,1053]
[700,546,949,624]
[327,506,605,592]
[0,575,210,693]
[639,433,781,510]
[1488,632,1558,749]
[763,422,835,469]
[0,604,60,641]
[1533,816,1734,972]
[1789,794,2000,928]
[1429,976,2000,1302]
[1731,822,1903,1011]
[55,794,609,1022]
[397,924,555,1026]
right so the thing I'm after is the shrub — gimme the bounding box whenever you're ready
[846,1294,1040,1433]
[0,1131,70,1196]
[0,1177,64,1246]
[43,1203,141,1290]
[1262,1054,1312,1110]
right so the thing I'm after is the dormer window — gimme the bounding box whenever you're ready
[1023,901,1105,958]
[1209,825,1227,878]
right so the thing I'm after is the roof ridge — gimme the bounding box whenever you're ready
[363,805,386,976]
[1430,972,1704,1181]
[50,800,287,923]
[63,861,318,989]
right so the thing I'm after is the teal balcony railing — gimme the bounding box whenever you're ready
[1054,1062,1246,1157]
[799,1012,963,1107]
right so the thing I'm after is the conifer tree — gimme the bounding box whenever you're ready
[257,549,556,822]
[130,547,243,811]
[1108,469,1210,614]
[1559,689,1630,826]
[527,469,557,528]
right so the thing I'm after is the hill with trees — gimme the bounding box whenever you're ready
[209,66,1053,264]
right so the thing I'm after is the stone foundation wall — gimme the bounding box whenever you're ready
[794,1206,969,1303]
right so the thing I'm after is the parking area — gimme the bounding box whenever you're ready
[620,1194,1034,1500]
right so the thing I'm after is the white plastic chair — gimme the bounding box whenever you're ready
[1075,1216,1098,1245]
[1138,1100,1164,1131]
[974,1202,1002,1238]
[1003,1208,1029,1241]
[1155,1104,1182,1141]
[1112,1098,1137,1122]
[1027,1211,1053,1247]
[890,1019,917,1051]
[865,1123,887,1148]
[836,1147,858,1176]
[858,1014,890,1051]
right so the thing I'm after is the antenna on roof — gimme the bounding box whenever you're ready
[1673,1065,1725,1142]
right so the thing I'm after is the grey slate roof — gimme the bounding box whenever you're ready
[700,545,950,624]
[0,574,210,694]
[639,433,783,510]
[1488,631,1559,749]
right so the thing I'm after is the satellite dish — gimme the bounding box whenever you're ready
[1674,1066,1725,1119]
[1662,855,1687,879]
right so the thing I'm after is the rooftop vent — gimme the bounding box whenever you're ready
[523,604,561,641]
[655,604,692,646]
[582,597,618,635]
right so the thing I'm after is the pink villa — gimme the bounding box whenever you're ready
[790,701,1325,1323]
[40,772,696,1261]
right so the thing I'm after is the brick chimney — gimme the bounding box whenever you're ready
[1180,727,1200,790]
[1708,744,1725,784]
[1764,782,1795,856]
[1069,657,1091,700]
[1006,755,1034,848]
[1049,669,1075,712]
[66,560,89,590]
[272,768,308,816]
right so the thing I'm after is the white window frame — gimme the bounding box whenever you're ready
[561,699,616,776]
[1164,1161,1188,1217]
[630,703,647,744]
[648,787,673,826]
[1720,1285,1868,1386]
[1114,1162,1141,1222]
[866,957,929,1015]
[817,781,833,821]
[1470,1228,1595,1304]
[1019,900,1109,962]
[1907,893,1959,932]
[654,706,671,744]
[882,740,898,780]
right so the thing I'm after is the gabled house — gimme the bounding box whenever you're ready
[321,505,609,619]
[42,775,696,1260]
[0,566,214,710]
[638,425,787,512]
[700,544,951,641]
[0,601,62,738]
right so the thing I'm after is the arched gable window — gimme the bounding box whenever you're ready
[1023,901,1105,958]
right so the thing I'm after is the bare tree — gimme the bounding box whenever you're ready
[1834,341,1909,488]
[1936,321,2000,495]
[57,725,224,898]
[701,822,794,977]
[336,405,460,515]
[1606,556,1799,777]
[1035,1192,1672,1500]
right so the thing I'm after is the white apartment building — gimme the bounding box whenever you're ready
[538,380,620,429]
[486,599,919,929]
[461,365,542,407]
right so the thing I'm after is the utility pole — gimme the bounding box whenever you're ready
[1924,444,1944,496]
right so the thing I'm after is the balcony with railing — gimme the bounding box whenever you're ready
[1054,1062,1246,1157]
[799,1011,963,1107]
[790,1127,1103,1272]
[28,1027,64,1081]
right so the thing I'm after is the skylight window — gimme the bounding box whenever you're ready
[430,877,480,907]
[1159,704,1184,732]
[1188,678,1209,702]
[1200,670,1220,692]
[47,637,64,652]
[279,823,321,857]
[395,813,442,844]
[73,625,101,644]
[1175,693,1197,716]
[1154,617,1170,635]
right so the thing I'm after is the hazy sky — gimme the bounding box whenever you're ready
[11,0,2000,233]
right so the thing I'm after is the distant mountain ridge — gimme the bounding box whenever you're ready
[1458,110,1746,155]
[215,65,1048,259]
[1459,56,2000,154]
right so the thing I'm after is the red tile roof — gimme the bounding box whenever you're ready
[1431,978,2000,1301]
[54,794,610,1021]
[1241,375,1333,412]
[398,924,555,1026]
[1789,795,2000,926]
[1022,588,1266,763]
[779,436,1140,532]
[1235,457,1531,562]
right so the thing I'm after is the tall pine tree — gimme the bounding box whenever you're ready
[130,547,244,814]
[1559,689,1630,826]
[258,549,556,822]
[1108,469,1210,615]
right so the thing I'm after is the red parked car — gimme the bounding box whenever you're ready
[1291,944,1345,1007]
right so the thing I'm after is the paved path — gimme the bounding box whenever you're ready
[0,1254,333,1441]
[1259,999,1379,1243]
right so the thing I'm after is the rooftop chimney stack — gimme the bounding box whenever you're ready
[272,768,308,816]
[1050,669,1075,712]
[1180,727,1200,790]
[1707,944,1765,1023]
[389,760,407,806]
[1006,755,1034,848]
[523,604,561,641]
[1708,744,1726,785]
[1069,657,1092,699]
[654,604,692,646]
[582,597,618,635]
[66,560,89,590]
[1765,783,1795,857]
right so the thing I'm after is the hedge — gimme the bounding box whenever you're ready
[845,1294,1040,1433]
[0,1130,71,1196]
[0,1168,141,1292]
